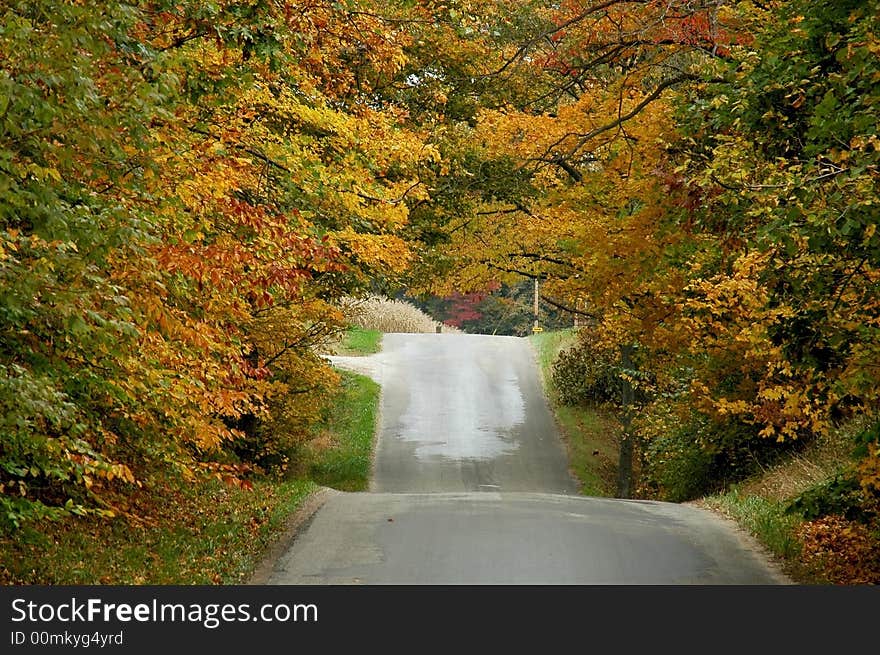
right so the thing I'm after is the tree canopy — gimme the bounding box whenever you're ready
[2,0,878,527]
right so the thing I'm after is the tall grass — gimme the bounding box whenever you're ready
[702,489,803,562]
[341,295,460,334]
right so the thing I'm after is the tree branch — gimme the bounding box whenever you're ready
[509,252,577,269]
[189,126,292,173]
[541,294,599,319]
[536,73,720,176]
[570,73,707,151]
[487,0,649,77]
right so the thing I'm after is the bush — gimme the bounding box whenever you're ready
[642,412,805,502]
[551,334,619,406]
[223,308,343,473]
[786,473,873,522]
[641,418,718,502]
[231,358,340,473]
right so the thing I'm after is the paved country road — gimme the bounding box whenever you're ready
[367,333,577,494]
[260,333,789,584]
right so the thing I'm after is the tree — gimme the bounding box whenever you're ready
[0,0,440,528]
[672,0,880,494]
[412,0,880,505]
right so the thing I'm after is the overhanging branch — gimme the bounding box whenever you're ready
[540,294,599,319]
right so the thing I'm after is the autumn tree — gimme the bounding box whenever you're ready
[0,0,439,528]
[669,0,880,496]
[405,0,751,495]
[412,0,879,508]
[4,0,877,527]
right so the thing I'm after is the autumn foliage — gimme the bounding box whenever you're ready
[2,0,879,547]
[409,0,880,519]
[0,0,430,528]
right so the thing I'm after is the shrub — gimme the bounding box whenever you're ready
[551,332,620,406]
[641,411,805,502]
[641,417,719,502]
[786,472,874,522]
[224,307,343,473]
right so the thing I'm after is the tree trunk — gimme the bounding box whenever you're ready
[617,344,635,499]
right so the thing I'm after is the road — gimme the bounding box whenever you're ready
[262,333,788,584]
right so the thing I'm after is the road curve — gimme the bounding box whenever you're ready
[262,333,789,585]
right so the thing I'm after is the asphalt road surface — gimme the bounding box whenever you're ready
[263,333,788,585]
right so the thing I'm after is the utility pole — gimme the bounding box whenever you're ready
[532,278,542,334]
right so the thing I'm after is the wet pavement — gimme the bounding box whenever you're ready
[265,333,790,585]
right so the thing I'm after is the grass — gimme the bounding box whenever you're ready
[293,369,380,492]
[698,488,828,583]
[17,322,868,585]
[530,329,576,376]
[0,477,316,584]
[528,329,618,497]
[701,489,803,562]
[697,417,875,584]
[336,327,382,355]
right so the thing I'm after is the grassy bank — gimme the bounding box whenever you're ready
[290,369,379,492]
[0,477,317,584]
[528,329,618,497]
[697,420,879,584]
[1,336,383,584]
[334,327,382,355]
[298,326,382,490]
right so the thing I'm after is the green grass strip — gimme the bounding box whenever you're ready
[529,329,616,497]
[305,370,379,492]
[338,327,382,355]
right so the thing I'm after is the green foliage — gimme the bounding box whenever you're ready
[663,0,880,496]
[529,328,577,377]
[551,339,618,407]
[642,419,718,503]
[550,331,655,409]
[4,0,879,553]
[786,473,870,522]
[413,280,573,336]
[229,346,340,473]
[854,421,880,460]
[0,0,165,528]
[0,0,435,528]
[643,414,803,503]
